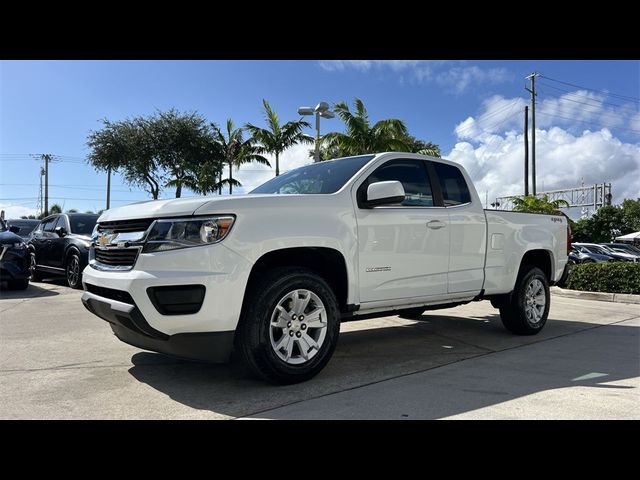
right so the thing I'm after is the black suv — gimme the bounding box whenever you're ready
[29,213,99,289]
[0,218,31,290]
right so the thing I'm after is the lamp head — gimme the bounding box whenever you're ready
[298,106,314,116]
[315,102,330,113]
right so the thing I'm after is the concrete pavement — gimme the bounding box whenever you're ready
[1,278,638,419]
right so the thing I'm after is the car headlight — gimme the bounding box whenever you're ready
[1,242,26,250]
[142,216,235,253]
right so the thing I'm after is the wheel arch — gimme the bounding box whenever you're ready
[519,249,553,283]
[243,247,350,314]
[64,244,82,265]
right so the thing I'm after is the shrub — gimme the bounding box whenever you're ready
[565,262,640,294]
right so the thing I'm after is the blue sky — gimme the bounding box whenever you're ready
[1,60,638,219]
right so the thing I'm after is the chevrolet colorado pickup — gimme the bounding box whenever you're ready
[82,153,570,384]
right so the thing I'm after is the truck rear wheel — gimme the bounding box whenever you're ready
[499,266,549,335]
[236,267,341,384]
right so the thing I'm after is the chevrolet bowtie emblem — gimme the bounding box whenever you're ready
[97,234,115,248]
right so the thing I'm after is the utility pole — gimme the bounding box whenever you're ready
[525,72,539,195]
[30,153,59,217]
[44,154,50,216]
[106,167,111,210]
[524,105,529,196]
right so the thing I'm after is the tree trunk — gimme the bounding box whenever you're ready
[229,161,233,195]
[175,182,182,198]
[276,152,280,176]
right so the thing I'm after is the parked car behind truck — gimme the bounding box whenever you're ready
[28,213,99,289]
[81,153,569,384]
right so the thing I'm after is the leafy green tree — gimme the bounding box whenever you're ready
[321,98,410,158]
[571,201,639,242]
[67,209,78,213]
[38,204,62,219]
[246,100,313,176]
[622,198,640,232]
[511,195,569,214]
[87,110,220,199]
[213,119,270,194]
[405,135,441,157]
[87,117,163,199]
[150,110,219,198]
[583,205,627,242]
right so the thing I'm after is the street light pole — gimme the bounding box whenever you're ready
[315,111,321,162]
[299,102,334,162]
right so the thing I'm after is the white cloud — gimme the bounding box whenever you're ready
[435,66,511,94]
[318,60,422,72]
[318,60,511,94]
[449,127,640,212]
[0,204,38,220]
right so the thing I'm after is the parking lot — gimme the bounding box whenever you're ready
[1,278,638,419]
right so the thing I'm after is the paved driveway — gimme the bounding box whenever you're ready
[1,279,638,419]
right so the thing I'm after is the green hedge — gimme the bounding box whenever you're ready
[566,262,640,294]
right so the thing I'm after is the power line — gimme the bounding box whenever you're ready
[539,74,640,103]
[537,91,637,122]
[536,111,640,134]
[454,99,522,135]
[537,82,629,108]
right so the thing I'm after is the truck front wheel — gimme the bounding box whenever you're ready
[236,267,341,384]
[499,266,550,335]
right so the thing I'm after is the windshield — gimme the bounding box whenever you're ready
[586,245,608,255]
[250,155,375,195]
[69,215,98,235]
[8,220,38,236]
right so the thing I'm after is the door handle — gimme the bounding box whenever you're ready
[427,220,446,229]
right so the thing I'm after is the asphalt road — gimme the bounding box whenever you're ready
[1,278,638,419]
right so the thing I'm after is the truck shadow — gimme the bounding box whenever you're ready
[127,313,639,419]
[0,279,62,299]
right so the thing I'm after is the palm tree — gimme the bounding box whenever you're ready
[512,194,570,214]
[322,98,411,158]
[213,119,270,194]
[245,100,313,176]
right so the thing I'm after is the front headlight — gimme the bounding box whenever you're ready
[1,242,26,250]
[142,216,235,253]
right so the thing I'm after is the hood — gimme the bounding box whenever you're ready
[97,194,325,222]
[0,230,24,244]
[97,196,215,222]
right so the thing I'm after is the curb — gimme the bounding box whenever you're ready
[550,286,640,304]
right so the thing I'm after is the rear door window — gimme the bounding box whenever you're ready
[433,162,471,206]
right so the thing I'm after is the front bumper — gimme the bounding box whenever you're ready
[0,247,30,281]
[82,243,252,335]
[82,291,234,363]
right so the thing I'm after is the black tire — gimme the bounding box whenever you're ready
[398,307,425,320]
[65,251,83,289]
[236,267,341,385]
[29,251,42,282]
[9,279,29,290]
[499,266,550,335]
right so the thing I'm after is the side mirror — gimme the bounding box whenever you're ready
[9,225,20,234]
[54,226,67,237]
[365,181,405,207]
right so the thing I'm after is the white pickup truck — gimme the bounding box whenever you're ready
[82,153,570,383]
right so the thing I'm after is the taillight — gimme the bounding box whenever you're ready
[567,224,572,255]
